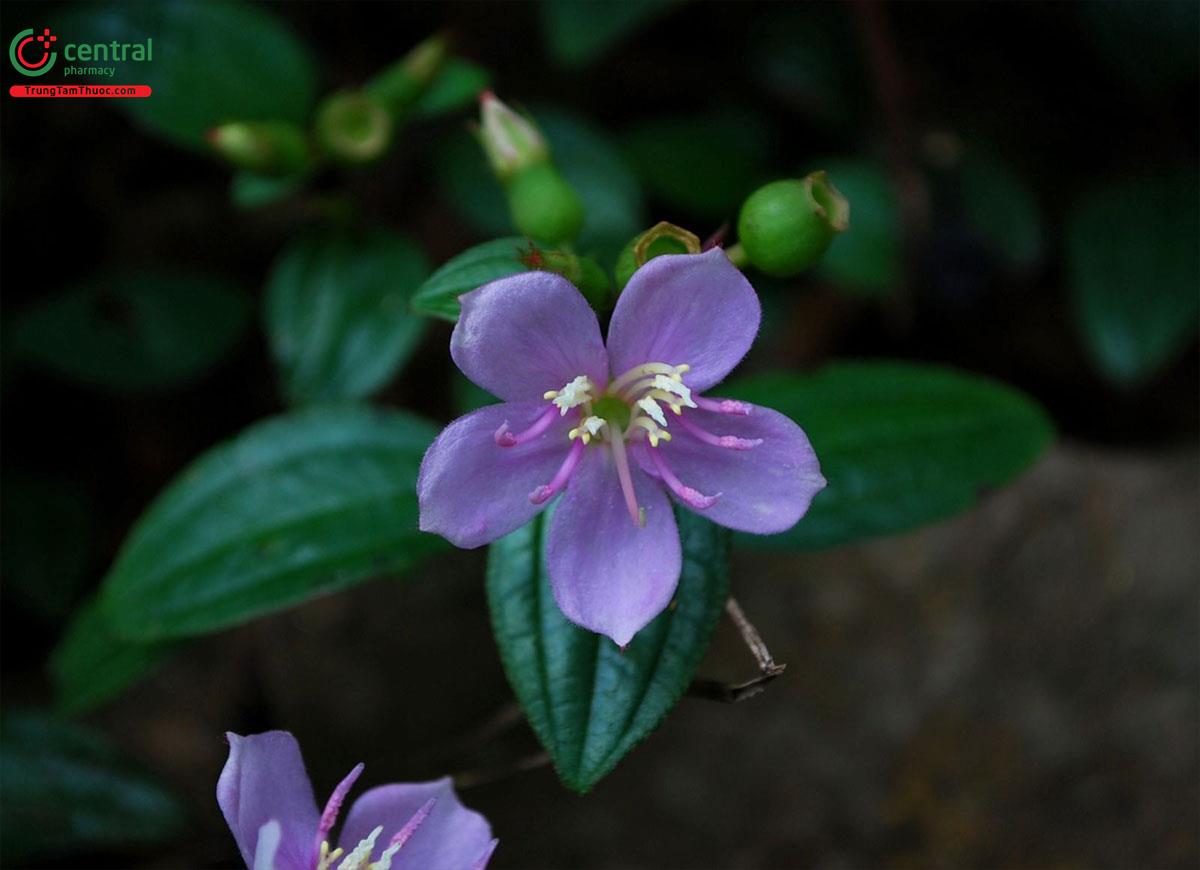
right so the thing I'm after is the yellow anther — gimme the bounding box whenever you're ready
[543,390,558,399]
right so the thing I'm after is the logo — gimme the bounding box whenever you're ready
[10,28,57,77]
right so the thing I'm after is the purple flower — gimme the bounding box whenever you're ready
[419,249,825,645]
[217,731,496,870]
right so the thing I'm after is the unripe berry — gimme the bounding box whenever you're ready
[614,222,701,291]
[314,91,393,164]
[508,162,585,245]
[737,172,849,276]
[206,121,311,176]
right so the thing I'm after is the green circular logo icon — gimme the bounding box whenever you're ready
[10,28,58,77]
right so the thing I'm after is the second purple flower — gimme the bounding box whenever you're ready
[418,249,825,645]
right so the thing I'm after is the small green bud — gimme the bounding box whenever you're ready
[314,90,393,164]
[478,91,550,180]
[508,162,585,245]
[736,171,850,276]
[366,33,450,118]
[614,222,702,291]
[206,121,310,176]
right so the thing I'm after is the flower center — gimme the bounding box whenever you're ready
[496,361,760,526]
[591,394,631,430]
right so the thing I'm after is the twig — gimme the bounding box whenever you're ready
[687,597,787,704]
[452,751,551,790]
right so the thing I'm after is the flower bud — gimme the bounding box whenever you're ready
[507,162,585,244]
[736,171,850,276]
[477,91,550,180]
[614,222,702,291]
[366,33,450,118]
[314,90,393,164]
[206,121,310,176]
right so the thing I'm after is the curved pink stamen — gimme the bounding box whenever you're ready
[388,796,438,850]
[676,413,762,450]
[315,762,364,850]
[530,438,586,504]
[695,396,752,416]
[494,405,559,447]
[647,446,720,510]
[608,425,644,526]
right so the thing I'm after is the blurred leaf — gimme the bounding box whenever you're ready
[1,475,93,621]
[12,273,249,393]
[0,709,185,863]
[412,57,490,118]
[436,108,645,264]
[960,152,1043,270]
[265,229,429,404]
[1067,172,1199,385]
[55,0,317,149]
[231,170,305,209]
[488,507,728,792]
[728,363,1054,550]
[817,160,901,296]
[541,110,647,262]
[411,237,530,322]
[621,110,771,220]
[747,6,864,130]
[51,596,176,716]
[100,406,445,641]
[453,372,499,415]
[541,0,680,67]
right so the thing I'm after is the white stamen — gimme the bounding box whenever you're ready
[637,397,668,427]
[568,414,607,444]
[631,417,672,447]
[551,376,594,415]
[652,374,696,407]
[337,826,383,870]
[317,841,345,870]
[371,840,403,870]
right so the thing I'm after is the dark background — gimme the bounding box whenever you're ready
[2,2,1197,868]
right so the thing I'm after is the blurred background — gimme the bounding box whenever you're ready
[1,1,1197,867]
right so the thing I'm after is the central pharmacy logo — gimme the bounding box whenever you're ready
[10,28,58,77]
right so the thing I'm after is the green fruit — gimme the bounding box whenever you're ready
[737,172,849,276]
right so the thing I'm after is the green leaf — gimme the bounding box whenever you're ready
[453,372,499,415]
[265,229,430,404]
[412,57,490,118]
[621,110,771,220]
[488,508,729,792]
[100,406,445,641]
[232,170,305,209]
[727,363,1054,550]
[55,1,317,150]
[541,0,681,67]
[1067,172,1199,386]
[960,152,1043,270]
[411,237,530,322]
[11,273,250,393]
[436,108,645,264]
[51,596,177,716]
[0,709,185,863]
[817,160,901,296]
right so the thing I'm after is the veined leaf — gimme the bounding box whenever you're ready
[101,406,445,640]
[488,507,729,792]
[728,362,1054,550]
